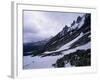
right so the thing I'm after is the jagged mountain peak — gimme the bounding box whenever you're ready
[60,14,85,34]
[76,16,82,23]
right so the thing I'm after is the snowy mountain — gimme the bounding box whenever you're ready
[23,13,91,69]
[44,14,90,51]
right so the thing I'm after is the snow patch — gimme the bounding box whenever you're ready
[62,42,91,55]
[71,23,78,30]
[65,63,72,67]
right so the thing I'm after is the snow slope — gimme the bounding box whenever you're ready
[62,42,90,55]
[44,32,83,54]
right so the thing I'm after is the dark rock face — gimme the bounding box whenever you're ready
[76,16,82,23]
[71,20,75,27]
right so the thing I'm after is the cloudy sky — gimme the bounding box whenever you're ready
[23,10,84,43]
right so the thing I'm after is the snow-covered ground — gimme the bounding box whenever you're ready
[23,55,64,69]
[23,41,90,69]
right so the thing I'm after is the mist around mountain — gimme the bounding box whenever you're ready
[23,13,91,69]
[23,38,51,56]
